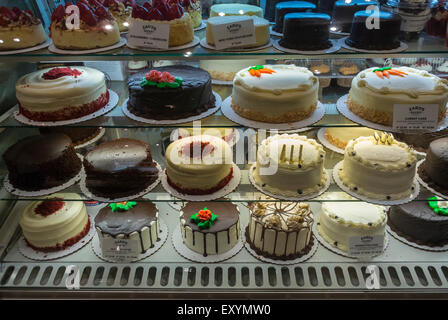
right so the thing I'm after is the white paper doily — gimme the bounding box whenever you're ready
[340,37,408,53]
[122,91,222,125]
[317,127,345,154]
[199,38,273,52]
[329,29,350,37]
[416,159,448,200]
[172,225,243,263]
[194,21,206,31]
[386,224,448,252]
[0,38,51,55]
[92,219,168,263]
[243,228,318,265]
[248,163,331,201]
[48,37,126,54]
[221,96,325,130]
[4,154,83,197]
[126,36,200,51]
[74,128,106,150]
[333,160,420,205]
[80,161,162,203]
[0,107,15,124]
[211,79,233,86]
[273,39,341,55]
[161,164,241,201]
[14,89,119,127]
[313,220,389,259]
[19,215,95,261]
[336,94,448,133]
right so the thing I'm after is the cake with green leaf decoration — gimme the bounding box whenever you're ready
[179,202,241,256]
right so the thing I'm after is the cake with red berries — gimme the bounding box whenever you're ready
[16,66,109,122]
[101,0,134,32]
[20,193,91,252]
[50,1,120,50]
[0,6,47,51]
[129,0,193,47]
[127,65,215,120]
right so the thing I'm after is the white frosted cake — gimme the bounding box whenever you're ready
[232,64,319,123]
[338,133,418,200]
[199,59,265,81]
[347,66,448,126]
[317,194,387,253]
[324,127,379,149]
[253,134,326,197]
[246,200,314,260]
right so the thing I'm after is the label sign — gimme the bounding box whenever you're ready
[211,18,256,50]
[348,235,384,256]
[128,20,170,49]
[101,238,140,262]
[393,104,439,131]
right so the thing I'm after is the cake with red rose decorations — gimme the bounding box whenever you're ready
[16,66,109,122]
[50,0,120,50]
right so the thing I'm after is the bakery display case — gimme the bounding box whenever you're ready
[0,0,448,299]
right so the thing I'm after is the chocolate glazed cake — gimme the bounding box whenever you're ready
[419,137,448,194]
[3,133,81,191]
[345,10,401,50]
[95,201,161,253]
[279,12,332,50]
[127,65,216,120]
[83,138,159,199]
[273,1,316,33]
[331,0,376,33]
[180,202,241,257]
[388,191,448,246]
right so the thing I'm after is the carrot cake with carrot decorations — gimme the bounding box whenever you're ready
[231,64,319,123]
[347,66,448,126]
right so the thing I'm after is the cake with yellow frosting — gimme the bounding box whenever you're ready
[232,64,319,123]
[324,127,379,149]
[16,67,109,121]
[0,6,47,51]
[20,193,90,252]
[210,3,263,17]
[165,135,234,195]
[50,2,120,50]
[206,16,269,49]
[253,134,327,197]
[347,66,448,126]
[338,133,418,200]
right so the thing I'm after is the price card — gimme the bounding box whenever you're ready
[127,20,170,50]
[393,104,439,131]
[101,238,140,262]
[348,235,384,256]
[211,18,256,50]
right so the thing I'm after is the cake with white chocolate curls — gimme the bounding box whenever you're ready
[101,0,134,32]
[0,6,47,51]
[246,199,314,260]
[50,0,120,50]
[338,132,417,201]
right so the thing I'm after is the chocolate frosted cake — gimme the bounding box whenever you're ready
[95,201,161,253]
[394,129,448,152]
[331,0,376,33]
[180,202,241,257]
[279,12,332,50]
[3,133,81,191]
[39,127,101,146]
[273,1,316,33]
[84,138,159,198]
[388,191,448,246]
[127,65,216,120]
[345,10,401,50]
[419,137,448,194]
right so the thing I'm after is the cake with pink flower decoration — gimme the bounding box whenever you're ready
[127,65,215,120]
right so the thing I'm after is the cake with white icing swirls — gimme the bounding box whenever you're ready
[338,133,418,200]
[246,200,314,260]
[347,66,448,126]
[232,64,319,123]
[16,67,109,122]
[252,134,326,197]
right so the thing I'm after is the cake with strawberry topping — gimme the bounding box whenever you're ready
[101,0,134,32]
[0,6,47,51]
[16,66,109,122]
[127,65,215,120]
[50,0,120,50]
[129,0,193,47]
